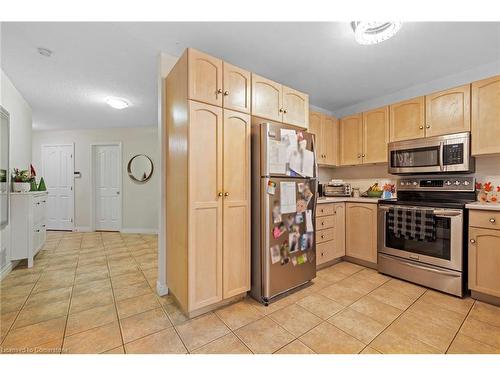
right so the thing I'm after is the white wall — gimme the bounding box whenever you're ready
[0,69,33,278]
[32,127,159,233]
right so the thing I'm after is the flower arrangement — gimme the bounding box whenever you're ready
[11,168,35,193]
[382,183,396,199]
[476,181,500,203]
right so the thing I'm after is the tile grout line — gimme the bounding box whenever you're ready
[444,299,477,354]
[59,236,83,353]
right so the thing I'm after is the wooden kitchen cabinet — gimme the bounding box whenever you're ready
[252,74,309,128]
[188,48,223,107]
[251,73,283,122]
[362,106,389,163]
[389,96,426,142]
[315,203,345,267]
[282,86,309,128]
[339,114,363,165]
[471,75,500,156]
[345,203,377,264]
[166,50,251,317]
[469,227,500,298]
[309,111,338,166]
[222,62,251,114]
[425,84,471,137]
[222,109,251,298]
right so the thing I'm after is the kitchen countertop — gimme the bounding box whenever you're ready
[465,202,500,211]
[317,197,383,204]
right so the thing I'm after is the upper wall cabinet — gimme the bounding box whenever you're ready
[363,106,389,164]
[282,86,309,128]
[252,74,309,128]
[188,49,251,113]
[471,75,500,156]
[339,114,363,166]
[425,84,471,137]
[389,97,425,142]
[309,111,338,166]
[188,49,223,107]
[222,62,251,114]
[251,74,283,122]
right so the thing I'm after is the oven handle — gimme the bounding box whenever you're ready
[379,205,462,217]
[379,254,461,277]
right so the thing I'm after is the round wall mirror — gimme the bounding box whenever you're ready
[127,154,154,183]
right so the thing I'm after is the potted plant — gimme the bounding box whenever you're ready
[11,168,32,192]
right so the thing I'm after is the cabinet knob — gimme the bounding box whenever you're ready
[217,88,223,94]
[321,235,324,239]
[419,126,424,130]
[218,192,223,197]
[279,108,284,113]
[224,192,230,197]
[426,125,431,129]
[489,218,496,224]
[470,239,476,244]
[321,221,325,226]
[362,154,366,157]
[224,90,229,96]
[357,154,361,158]
[283,109,288,114]
[321,252,324,256]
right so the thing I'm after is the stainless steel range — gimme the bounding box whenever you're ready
[378,176,476,297]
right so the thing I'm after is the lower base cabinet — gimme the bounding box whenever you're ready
[316,203,345,266]
[469,210,500,298]
[345,202,378,264]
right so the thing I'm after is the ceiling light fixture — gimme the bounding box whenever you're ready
[37,47,53,57]
[351,21,402,45]
[105,97,130,110]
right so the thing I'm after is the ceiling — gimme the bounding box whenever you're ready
[1,22,500,130]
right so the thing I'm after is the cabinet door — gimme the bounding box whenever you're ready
[425,84,471,137]
[316,240,334,266]
[332,203,345,259]
[322,115,339,166]
[469,227,500,298]
[282,86,309,129]
[340,114,363,165]
[345,203,377,263]
[389,97,425,141]
[222,62,251,114]
[363,106,389,164]
[188,49,223,107]
[471,75,500,156]
[188,101,223,310]
[222,110,251,298]
[251,74,282,122]
[309,112,323,162]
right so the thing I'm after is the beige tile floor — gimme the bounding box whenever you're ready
[1,231,500,354]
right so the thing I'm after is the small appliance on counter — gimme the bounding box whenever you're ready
[323,180,352,197]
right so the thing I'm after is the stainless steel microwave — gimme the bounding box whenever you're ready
[388,132,474,175]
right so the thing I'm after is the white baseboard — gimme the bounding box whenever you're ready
[74,226,92,232]
[156,280,168,296]
[121,228,158,234]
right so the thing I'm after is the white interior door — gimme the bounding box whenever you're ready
[93,144,121,231]
[41,144,74,230]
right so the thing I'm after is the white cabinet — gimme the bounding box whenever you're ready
[11,192,48,267]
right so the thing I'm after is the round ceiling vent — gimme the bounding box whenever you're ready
[351,22,402,45]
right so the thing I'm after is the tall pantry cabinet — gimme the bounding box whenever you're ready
[165,49,251,317]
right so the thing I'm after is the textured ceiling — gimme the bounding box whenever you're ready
[1,22,500,130]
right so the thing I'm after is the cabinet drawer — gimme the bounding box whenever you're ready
[316,203,334,217]
[317,228,334,244]
[316,215,334,230]
[316,240,333,266]
[470,210,500,230]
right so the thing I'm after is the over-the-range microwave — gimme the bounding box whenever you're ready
[388,132,474,175]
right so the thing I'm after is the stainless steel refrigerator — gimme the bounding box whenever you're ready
[250,117,318,305]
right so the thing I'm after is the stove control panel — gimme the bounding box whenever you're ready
[397,176,475,192]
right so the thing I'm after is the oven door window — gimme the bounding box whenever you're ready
[391,146,440,168]
[385,214,451,260]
